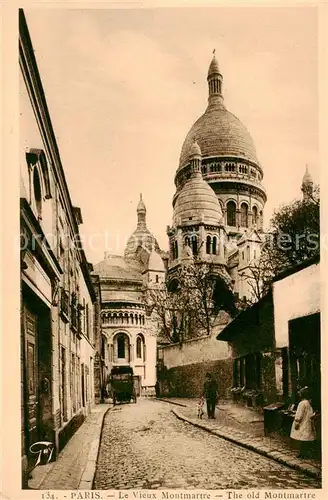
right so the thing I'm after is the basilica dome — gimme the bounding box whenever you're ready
[179,106,259,170]
[178,54,260,172]
[173,140,223,226]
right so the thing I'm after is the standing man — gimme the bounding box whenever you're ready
[203,372,219,419]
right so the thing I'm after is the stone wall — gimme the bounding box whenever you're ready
[161,325,231,369]
[159,322,233,398]
[162,358,233,399]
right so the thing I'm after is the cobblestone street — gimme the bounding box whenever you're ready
[93,399,321,490]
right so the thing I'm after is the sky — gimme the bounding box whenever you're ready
[24,5,319,265]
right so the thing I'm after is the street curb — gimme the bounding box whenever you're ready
[156,397,188,408]
[78,406,113,490]
[171,408,321,481]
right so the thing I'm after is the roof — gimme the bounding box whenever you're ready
[207,54,221,78]
[137,193,146,213]
[173,172,223,226]
[179,105,259,170]
[189,139,202,158]
[94,254,143,281]
[217,291,272,342]
[178,55,260,171]
[237,228,263,246]
[147,249,165,272]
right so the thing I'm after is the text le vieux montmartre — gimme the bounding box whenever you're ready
[115,492,318,500]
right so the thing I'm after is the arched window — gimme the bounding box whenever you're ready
[156,275,159,283]
[240,203,248,228]
[33,168,42,216]
[206,235,211,254]
[185,236,190,247]
[227,201,236,226]
[136,334,145,361]
[136,337,142,358]
[252,206,258,226]
[117,335,126,358]
[191,235,198,255]
[135,314,138,325]
[212,236,217,255]
[130,313,134,325]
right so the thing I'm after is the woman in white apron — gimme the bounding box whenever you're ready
[290,386,317,458]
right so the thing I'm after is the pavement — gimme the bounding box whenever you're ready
[27,398,321,490]
[28,404,110,490]
[158,397,321,480]
[94,398,320,489]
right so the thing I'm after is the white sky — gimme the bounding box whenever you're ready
[24,5,319,264]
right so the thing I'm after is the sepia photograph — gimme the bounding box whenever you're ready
[11,1,323,494]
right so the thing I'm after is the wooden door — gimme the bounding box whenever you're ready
[24,307,40,447]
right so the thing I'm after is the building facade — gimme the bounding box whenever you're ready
[93,197,166,397]
[19,10,97,483]
[216,256,320,420]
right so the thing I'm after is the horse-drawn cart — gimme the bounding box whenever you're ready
[109,366,137,405]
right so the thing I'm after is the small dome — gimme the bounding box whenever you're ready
[302,166,313,186]
[173,175,223,226]
[148,249,165,272]
[189,139,202,159]
[208,53,220,78]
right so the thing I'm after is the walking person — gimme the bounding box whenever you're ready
[203,372,219,419]
[290,386,317,458]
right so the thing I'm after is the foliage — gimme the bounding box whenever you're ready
[145,258,236,343]
[239,185,320,302]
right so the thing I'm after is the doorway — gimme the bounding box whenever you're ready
[288,313,320,409]
[22,284,53,463]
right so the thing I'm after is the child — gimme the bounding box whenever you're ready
[290,386,317,458]
[197,396,205,419]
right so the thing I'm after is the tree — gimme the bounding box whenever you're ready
[240,186,320,301]
[145,258,236,343]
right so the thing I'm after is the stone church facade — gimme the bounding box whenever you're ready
[93,196,166,397]
[168,53,267,303]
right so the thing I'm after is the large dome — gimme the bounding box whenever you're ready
[173,173,223,226]
[179,104,259,170]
